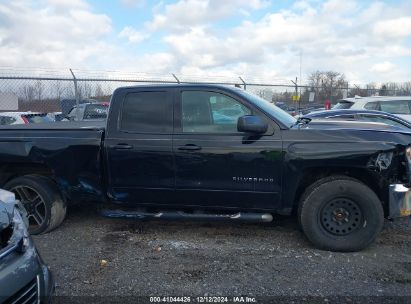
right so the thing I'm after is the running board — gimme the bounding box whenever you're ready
[101,210,273,223]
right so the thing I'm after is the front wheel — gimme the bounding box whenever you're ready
[298,177,384,252]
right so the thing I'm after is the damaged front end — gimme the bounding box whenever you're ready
[387,146,411,218]
[0,189,55,303]
[0,190,29,259]
[389,184,411,217]
[366,147,411,218]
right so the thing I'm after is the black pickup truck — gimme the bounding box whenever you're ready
[0,84,410,251]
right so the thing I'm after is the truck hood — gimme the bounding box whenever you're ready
[296,118,411,135]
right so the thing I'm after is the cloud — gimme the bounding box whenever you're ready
[149,0,411,83]
[0,0,411,84]
[373,17,411,39]
[148,0,269,31]
[119,26,147,43]
[120,0,146,8]
[46,0,89,11]
[164,27,266,70]
[0,0,112,68]
[370,61,396,73]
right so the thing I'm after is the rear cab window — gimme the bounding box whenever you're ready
[120,91,173,133]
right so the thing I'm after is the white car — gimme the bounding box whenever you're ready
[0,112,53,125]
[333,96,411,122]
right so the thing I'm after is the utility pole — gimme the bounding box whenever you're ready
[69,69,80,121]
[172,73,180,84]
[239,76,246,90]
[291,77,299,114]
[354,84,360,97]
[299,50,302,96]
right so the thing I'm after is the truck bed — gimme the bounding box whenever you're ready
[0,121,106,204]
[0,121,106,130]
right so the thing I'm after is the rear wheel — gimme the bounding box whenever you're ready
[298,176,384,252]
[4,175,66,234]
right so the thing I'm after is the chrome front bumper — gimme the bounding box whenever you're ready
[389,184,411,218]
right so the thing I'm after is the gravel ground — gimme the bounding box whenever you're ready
[33,204,411,300]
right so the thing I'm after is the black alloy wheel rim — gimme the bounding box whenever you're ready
[11,186,47,230]
[320,198,363,236]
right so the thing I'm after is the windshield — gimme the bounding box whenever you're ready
[237,90,297,127]
[332,101,354,109]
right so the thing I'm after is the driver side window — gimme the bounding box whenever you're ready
[181,91,251,133]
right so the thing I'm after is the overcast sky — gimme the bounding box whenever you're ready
[0,0,410,84]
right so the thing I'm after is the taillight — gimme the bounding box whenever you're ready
[21,116,29,124]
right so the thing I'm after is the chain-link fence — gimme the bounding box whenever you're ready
[0,68,410,124]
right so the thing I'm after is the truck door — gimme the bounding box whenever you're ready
[173,88,283,210]
[105,88,175,205]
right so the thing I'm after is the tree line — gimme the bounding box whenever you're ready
[270,70,411,106]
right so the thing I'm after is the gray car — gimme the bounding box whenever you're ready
[0,190,54,304]
[65,102,109,121]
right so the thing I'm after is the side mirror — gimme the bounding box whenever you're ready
[237,115,268,134]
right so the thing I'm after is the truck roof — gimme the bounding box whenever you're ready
[114,83,243,92]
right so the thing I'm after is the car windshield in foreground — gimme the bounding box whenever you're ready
[332,101,354,109]
[237,90,297,127]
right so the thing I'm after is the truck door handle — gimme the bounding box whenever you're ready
[178,144,202,151]
[111,143,133,150]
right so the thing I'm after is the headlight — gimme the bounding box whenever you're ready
[11,208,30,253]
[406,146,411,161]
[405,146,411,183]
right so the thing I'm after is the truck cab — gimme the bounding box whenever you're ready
[104,85,284,211]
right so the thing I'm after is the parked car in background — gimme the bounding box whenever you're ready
[274,102,287,110]
[303,109,411,129]
[60,98,100,117]
[65,102,109,121]
[332,96,411,122]
[0,112,54,125]
[287,107,296,116]
[0,189,54,303]
[299,105,326,115]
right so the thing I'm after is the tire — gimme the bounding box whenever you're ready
[4,175,67,235]
[298,176,384,252]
